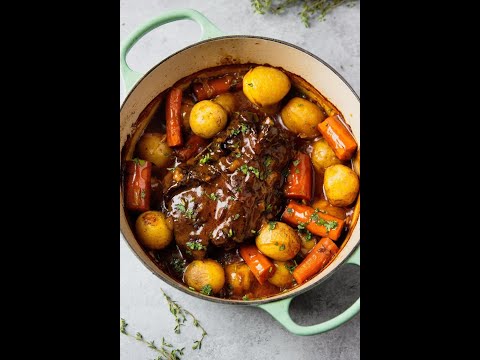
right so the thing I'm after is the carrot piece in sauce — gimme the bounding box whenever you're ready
[317,114,357,161]
[293,237,339,284]
[284,152,313,201]
[239,244,275,285]
[125,159,151,212]
[281,202,345,241]
[166,87,184,147]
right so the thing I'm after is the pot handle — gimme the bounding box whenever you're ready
[120,9,224,91]
[257,246,360,335]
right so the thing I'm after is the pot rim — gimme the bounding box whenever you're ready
[120,34,360,305]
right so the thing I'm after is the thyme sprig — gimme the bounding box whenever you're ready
[120,318,184,360]
[161,289,208,350]
[251,0,357,27]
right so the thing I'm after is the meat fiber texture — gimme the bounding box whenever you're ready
[163,111,295,257]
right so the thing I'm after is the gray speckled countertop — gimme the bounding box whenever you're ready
[120,1,359,359]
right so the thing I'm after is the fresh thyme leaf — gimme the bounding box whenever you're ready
[136,332,143,340]
[200,284,213,295]
[269,221,277,230]
[251,0,357,27]
[120,318,128,334]
[186,241,207,251]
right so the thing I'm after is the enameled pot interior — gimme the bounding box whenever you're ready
[120,36,360,305]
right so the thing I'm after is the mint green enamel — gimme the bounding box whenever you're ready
[258,246,360,335]
[120,9,224,91]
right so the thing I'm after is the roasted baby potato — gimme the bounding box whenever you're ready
[184,259,225,295]
[136,133,172,168]
[256,222,301,261]
[311,138,342,174]
[213,93,236,114]
[225,262,254,296]
[189,100,228,139]
[324,164,360,207]
[268,260,295,288]
[280,97,325,138]
[135,211,173,250]
[243,66,291,107]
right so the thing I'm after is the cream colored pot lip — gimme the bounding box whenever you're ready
[120,35,360,306]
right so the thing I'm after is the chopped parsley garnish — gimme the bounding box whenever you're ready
[140,189,146,199]
[315,218,338,232]
[227,228,234,238]
[200,284,213,296]
[232,213,240,220]
[241,123,249,134]
[248,166,260,178]
[132,158,146,166]
[285,261,298,274]
[297,222,307,230]
[269,221,277,230]
[240,164,249,175]
[304,230,313,241]
[174,202,186,213]
[199,153,211,165]
[242,295,249,301]
[295,168,300,174]
[264,156,273,167]
[207,193,218,201]
[279,244,286,251]
[235,152,242,158]
[293,159,300,166]
[186,241,207,251]
[315,207,327,214]
[286,207,294,214]
[170,258,186,274]
[265,203,273,212]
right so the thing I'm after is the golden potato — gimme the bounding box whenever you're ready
[256,222,301,261]
[311,199,347,220]
[213,93,236,114]
[243,66,291,107]
[268,261,295,288]
[135,211,173,250]
[311,138,342,174]
[298,232,317,257]
[225,262,254,295]
[324,164,360,207]
[184,259,225,295]
[136,133,172,168]
[280,97,325,138]
[189,100,228,139]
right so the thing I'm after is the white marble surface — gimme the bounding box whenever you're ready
[120,1,360,359]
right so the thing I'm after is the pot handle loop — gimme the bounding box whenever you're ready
[258,246,360,335]
[120,9,224,91]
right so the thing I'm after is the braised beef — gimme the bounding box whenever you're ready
[162,111,295,256]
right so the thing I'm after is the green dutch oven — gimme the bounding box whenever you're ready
[120,8,360,335]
